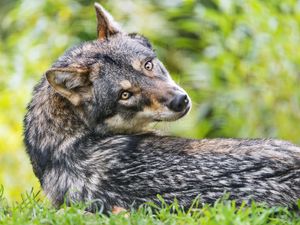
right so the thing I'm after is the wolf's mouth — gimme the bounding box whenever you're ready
[181,105,191,117]
[153,105,191,122]
[176,105,191,119]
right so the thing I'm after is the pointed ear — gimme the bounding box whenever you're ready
[94,2,122,40]
[45,67,92,106]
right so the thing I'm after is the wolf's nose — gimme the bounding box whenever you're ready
[168,94,189,112]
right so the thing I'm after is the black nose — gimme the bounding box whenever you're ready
[168,94,189,112]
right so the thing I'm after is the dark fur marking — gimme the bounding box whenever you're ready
[129,32,153,49]
[94,53,118,65]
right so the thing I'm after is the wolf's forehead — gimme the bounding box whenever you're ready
[103,36,155,59]
[58,35,155,70]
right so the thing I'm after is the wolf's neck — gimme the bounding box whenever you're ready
[24,80,89,153]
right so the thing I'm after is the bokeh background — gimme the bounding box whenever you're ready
[1,0,300,202]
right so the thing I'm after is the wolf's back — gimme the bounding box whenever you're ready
[39,134,300,212]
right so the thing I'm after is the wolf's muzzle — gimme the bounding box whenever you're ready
[168,93,189,112]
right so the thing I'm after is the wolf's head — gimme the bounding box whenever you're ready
[45,3,191,134]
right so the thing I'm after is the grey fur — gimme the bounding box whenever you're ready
[24,3,300,213]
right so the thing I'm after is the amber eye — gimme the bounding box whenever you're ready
[120,91,132,100]
[144,60,153,71]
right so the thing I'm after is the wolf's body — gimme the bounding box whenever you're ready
[24,3,300,213]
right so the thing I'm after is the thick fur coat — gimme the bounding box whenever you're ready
[24,3,300,213]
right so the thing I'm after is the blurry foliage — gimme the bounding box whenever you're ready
[1,0,300,201]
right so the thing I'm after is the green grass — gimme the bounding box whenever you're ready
[0,188,299,225]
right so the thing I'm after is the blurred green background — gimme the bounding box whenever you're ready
[1,0,300,202]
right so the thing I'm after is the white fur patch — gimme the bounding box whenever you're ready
[105,114,150,134]
[120,80,132,89]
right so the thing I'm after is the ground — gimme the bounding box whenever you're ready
[1,188,299,225]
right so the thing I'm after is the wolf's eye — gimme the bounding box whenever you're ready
[120,91,132,100]
[144,61,153,71]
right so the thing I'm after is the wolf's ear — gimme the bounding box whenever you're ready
[46,67,92,106]
[94,3,122,40]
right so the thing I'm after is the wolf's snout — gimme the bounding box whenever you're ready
[168,94,189,112]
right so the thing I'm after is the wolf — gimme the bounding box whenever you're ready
[24,3,300,213]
